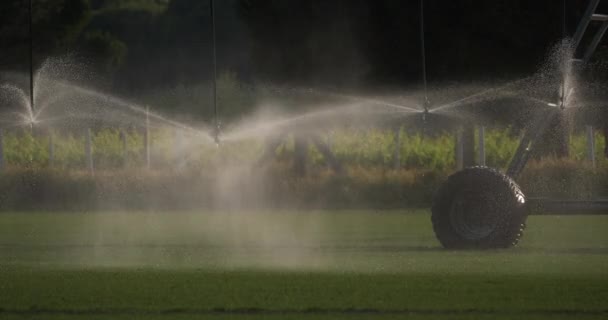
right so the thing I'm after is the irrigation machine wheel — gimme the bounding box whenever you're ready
[431,167,527,249]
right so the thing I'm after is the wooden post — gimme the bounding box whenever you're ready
[85,128,93,173]
[604,124,608,159]
[455,127,463,170]
[120,129,128,168]
[48,131,54,168]
[0,129,4,171]
[172,128,179,162]
[393,125,402,170]
[586,125,596,168]
[478,126,486,166]
[144,106,150,169]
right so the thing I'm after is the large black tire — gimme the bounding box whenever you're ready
[431,167,527,249]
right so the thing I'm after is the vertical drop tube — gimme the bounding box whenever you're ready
[419,0,428,106]
[210,0,220,146]
[478,126,486,166]
[28,0,35,115]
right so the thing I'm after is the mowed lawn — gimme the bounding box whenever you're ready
[0,211,607,320]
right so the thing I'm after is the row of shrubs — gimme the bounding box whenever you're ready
[0,160,605,211]
[1,126,606,171]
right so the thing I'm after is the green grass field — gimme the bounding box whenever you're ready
[1,211,607,319]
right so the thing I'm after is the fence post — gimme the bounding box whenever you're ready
[478,126,486,166]
[48,131,54,168]
[455,127,464,170]
[586,125,596,168]
[120,129,128,168]
[393,125,402,170]
[85,128,94,173]
[0,129,4,171]
[144,106,150,169]
[172,128,180,163]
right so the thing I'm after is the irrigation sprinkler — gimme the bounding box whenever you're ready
[431,0,608,249]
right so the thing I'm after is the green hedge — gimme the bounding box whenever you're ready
[1,127,605,171]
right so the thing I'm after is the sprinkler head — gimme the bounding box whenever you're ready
[422,98,431,122]
[213,121,221,147]
[422,108,430,122]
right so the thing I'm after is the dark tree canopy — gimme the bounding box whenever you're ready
[0,0,606,91]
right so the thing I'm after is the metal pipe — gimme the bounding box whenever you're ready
[478,126,486,166]
[583,21,608,63]
[455,128,463,170]
[210,0,220,146]
[572,0,601,49]
[28,0,34,115]
[506,109,559,178]
[419,0,429,106]
[527,198,608,215]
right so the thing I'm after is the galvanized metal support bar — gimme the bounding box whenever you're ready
[455,128,463,170]
[506,109,559,178]
[478,126,486,166]
[527,198,608,215]
[572,0,602,49]
[583,20,608,62]
[572,0,607,63]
